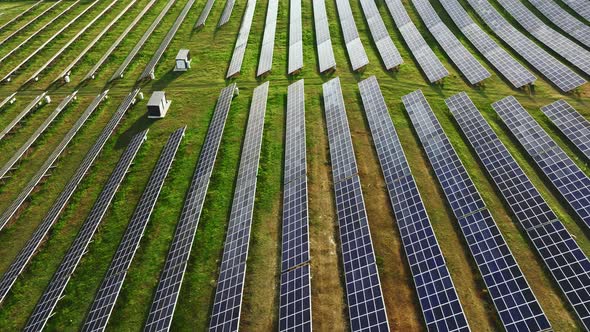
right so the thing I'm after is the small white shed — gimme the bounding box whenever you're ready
[147,91,171,118]
[174,49,191,71]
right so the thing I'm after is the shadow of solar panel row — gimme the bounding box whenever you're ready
[560,0,590,21]
[257,0,278,76]
[279,80,312,332]
[527,0,590,48]
[0,1,80,66]
[24,129,147,332]
[0,91,77,180]
[323,78,389,332]
[0,0,100,83]
[313,0,336,73]
[288,0,303,74]
[144,84,237,332]
[226,0,257,78]
[218,0,236,27]
[411,0,489,85]
[84,0,157,81]
[0,91,47,142]
[465,0,585,92]
[541,100,590,161]
[0,0,61,47]
[495,0,590,76]
[493,97,590,233]
[83,127,185,332]
[0,89,130,305]
[359,0,402,71]
[110,0,177,81]
[359,76,469,332]
[140,0,195,81]
[334,0,369,71]
[209,82,268,332]
[403,90,550,332]
[195,0,216,28]
[437,0,535,89]
[383,0,448,83]
[56,0,138,84]
[0,0,42,31]
[447,92,590,330]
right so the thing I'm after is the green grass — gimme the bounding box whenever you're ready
[0,0,588,331]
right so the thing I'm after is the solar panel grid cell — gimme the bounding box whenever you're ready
[0,0,62,46]
[195,0,216,28]
[257,0,279,76]
[288,0,303,74]
[359,0,403,70]
[227,0,257,78]
[0,92,47,142]
[279,265,312,332]
[527,0,590,48]
[541,100,590,162]
[218,0,236,27]
[560,0,590,21]
[334,0,369,71]
[313,0,336,73]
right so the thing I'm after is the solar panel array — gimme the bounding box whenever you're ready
[465,0,586,92]
[257,0,279,77]
[527,0,590,48]
[0,0,80,65]
[288,0,303,74]
[0,89,133,306]
[83,127,185,332]
[494,96,590,233]
[0,91,77,180]
[110,0,177,81]
[24,130,147,332]
[334,0,369,71]
[195,0,216,28]
[144,84,237,332]
[403,90,550,332]
[218,0,236,27]
[411,0,489,85]
[0,92,47,142]
[560,0,590,21]
[448,92,590,331]
[83,0,157,81]
[495,0,590,76]
[209,82,268,332]
[384,0,448,83]
[438,0,535,89]
[0,0,62,46]
[358,0,402,71]
[0,0,42,31]
[322,77,389,331]
[226,0,257,78]
[358,76,469,332]
[279,80,312,332]
[541,100,590,161]
[313,0,336,73]
[0,0,99,83]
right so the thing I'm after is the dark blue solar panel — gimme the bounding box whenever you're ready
[541,100,590,162]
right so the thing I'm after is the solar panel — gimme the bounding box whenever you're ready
[323,77,389,331]
[334,0,369,71]
[0,92,47,142]
[495,0,590,76]
[560,0,590,21]
[209,82,268,332]
[0,93,16,110]
[0,89,135,306]
[0,91,77,181]
[0,0,42,31]
[447,92,590,331]
[313,0,336,73]
[359,0,402,71]
[527,0,590,48]
[144,84,237,332]
[437,0,535,89]
[195,0,216,28]
[288,0,303,74]
[403,90,550,332]
[226,0,257,78]
[218,0,236,27]
[411,0,490,85]
[493,96,590,233]
[464,0,586,92]
[83,127,185,332]
[358,76,469,331]
[383,0,448,83]
[0,0,62,46]
[541,100,590,161]
[24,130,147,332]
[110,0,177,81]
[257,0,279,76]
[279,80,312,332]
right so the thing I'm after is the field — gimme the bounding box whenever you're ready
[0,0,588,330]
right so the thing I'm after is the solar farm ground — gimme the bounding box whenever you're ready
[0,0,588,330]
